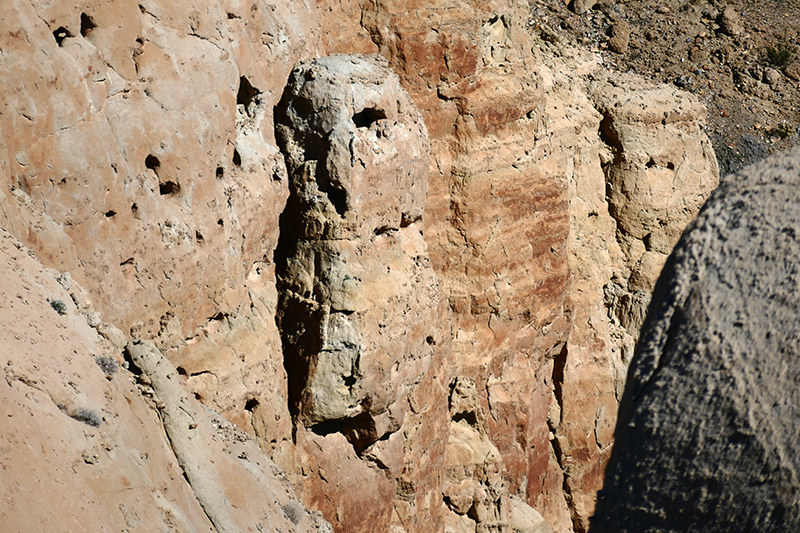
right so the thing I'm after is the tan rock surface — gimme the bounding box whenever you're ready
[322,2,717,530]
[0,0,721,532]
[274,54,451,532]
[0,228,329,532]
[0,0,323,472]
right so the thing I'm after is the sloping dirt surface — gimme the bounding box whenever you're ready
[528,0,800,175]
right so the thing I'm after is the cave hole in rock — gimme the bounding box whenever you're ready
[451,411,479,427]
[352,107,386,129]
[159,180,180,196]
[552,344,567,418]
[314,170,347,216]
[176,366,187,376]
[216,166,224,179]
[105,210,116,218]
[217,218,224,227]
[120,257,134,266]
[53,27,72,46]
[646,157,657,168]
[237,76,261,117]
[374,225,394,236]
[232,149,242,167]
[145,154,161,176]
[400,212,420,228]
[598,112,623,165]
[195,230,204,244]
[310,413,377,455]
[667,162,675,170]
[80,13,96,38]
[326,186,347,216]
[244,398,260,411]
[311,419,344,437]
[131,203,139,218]
[122,346,143,376]
[209,311,227,322]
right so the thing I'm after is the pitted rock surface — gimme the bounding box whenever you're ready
[274,54,449,532]
[274,54,435,427]
[591,148,800,532]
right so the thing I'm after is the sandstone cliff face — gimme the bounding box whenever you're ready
[0,0,719,532]
[0,228,329,532]
[318,2,719,530]
[273,55,450,532]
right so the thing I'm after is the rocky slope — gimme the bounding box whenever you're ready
[0,228,329,532]
[0,0,719,532]
[530,0,800,176]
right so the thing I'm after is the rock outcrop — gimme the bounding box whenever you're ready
[0,0,721,531]
[273,54,450,532]
[0,228,329,532]
[591,148,800,532]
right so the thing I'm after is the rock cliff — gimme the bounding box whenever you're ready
[592,147,800,533]
[0,0,719,532]
[0,228,330,532]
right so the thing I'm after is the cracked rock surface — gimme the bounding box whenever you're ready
[0,0,722,532]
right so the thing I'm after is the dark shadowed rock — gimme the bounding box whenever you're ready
[591,148,800,532]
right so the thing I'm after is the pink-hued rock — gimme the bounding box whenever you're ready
[0,0,719,532]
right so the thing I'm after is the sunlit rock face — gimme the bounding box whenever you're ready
[592,148,800,533]
[274,54,451,533]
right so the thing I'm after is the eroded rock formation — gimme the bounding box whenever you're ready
[591,148,800,532]
[273,55,450,532]
[0,0,721,532]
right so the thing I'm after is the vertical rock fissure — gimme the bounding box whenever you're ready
[549,343,583,533]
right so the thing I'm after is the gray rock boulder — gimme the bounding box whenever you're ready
[591,148,800,532]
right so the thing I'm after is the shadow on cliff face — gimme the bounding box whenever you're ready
[591,148,800,532]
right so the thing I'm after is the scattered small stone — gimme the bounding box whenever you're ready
[720,6,744,37]
[656,5,670,14]
[608,20,631,54]
[785,61,800,81]
[674,75,693,88]
[689,46,708,62]
[764,68,782,86]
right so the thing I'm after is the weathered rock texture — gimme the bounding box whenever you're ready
[0,228,329,532]
[591,148,800,532]
[0,0,720,532]
[274,55,450,532]
[319,2,719,529]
